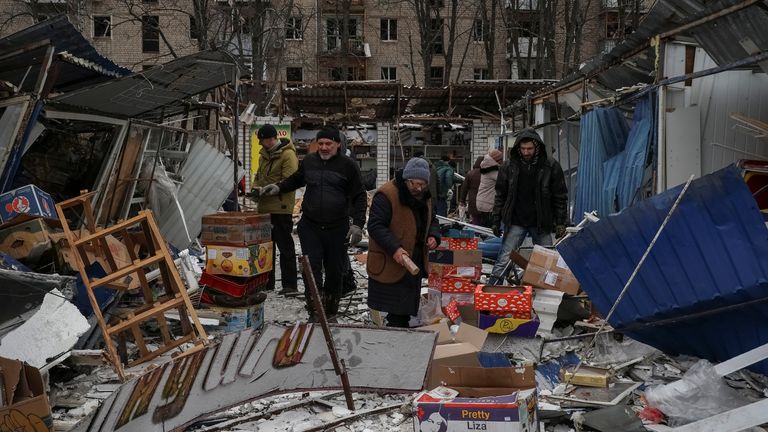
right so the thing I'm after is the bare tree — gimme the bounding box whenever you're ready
[478,0,499,78]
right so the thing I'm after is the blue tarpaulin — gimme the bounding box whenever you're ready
[558,165,768,373]
[574,94,656,222]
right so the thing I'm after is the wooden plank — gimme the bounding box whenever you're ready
[107,297,185,336]
[142,210,208,342]
[126,333,195,367]
[86,255,164,289]
[72,213,147,247]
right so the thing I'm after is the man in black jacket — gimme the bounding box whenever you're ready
[259,126,367,318]
[490,128,568,280]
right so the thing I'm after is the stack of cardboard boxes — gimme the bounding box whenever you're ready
[427,229,483,322]
[199,212,274,332]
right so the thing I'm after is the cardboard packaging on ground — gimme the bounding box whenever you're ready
[0,218,60,263]
[200,212,272,246]
[560,365,611,388]
[521,246,580,295]
[0,356,52,431]
[206,242,274,277]
[0,184,57,223]
[413,389,538,432]
[429,250,483,266]
[474,285,533,318]
[209,302,265,333]
[477,311,540,337]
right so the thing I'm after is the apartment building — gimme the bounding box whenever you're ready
[0,0,647,83]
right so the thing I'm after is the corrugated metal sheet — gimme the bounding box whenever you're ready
[156,139,237,249]
[53,50,239,119]
[532,0,768,100]
[0,16,129,93]
[574,106,629,221]
[558,165,768,373]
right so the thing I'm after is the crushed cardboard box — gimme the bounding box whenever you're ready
[522,246,580,295]
[0,356,52,431]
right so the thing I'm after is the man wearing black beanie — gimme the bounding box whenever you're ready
[256,126,366,320]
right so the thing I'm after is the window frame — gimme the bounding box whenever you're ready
[286,16,303,40]
[381,66,397,81]
[380,18,397,42]
[286,67,303,87]
[473,68,490,80]
[93,15,112,38]
[142,15,160,53]
[472,19,488,42]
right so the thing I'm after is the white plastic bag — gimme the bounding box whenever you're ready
[645,359,750,426]
[417,292,445,325]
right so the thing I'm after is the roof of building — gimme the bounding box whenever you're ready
[0,15,130,94]
[526,0,768,106]
[281,80,555,121]
[51,50,242,119]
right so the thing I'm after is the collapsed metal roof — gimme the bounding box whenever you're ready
[52,50,241,119]
[558,165,768,374]
[530,0,768,103]
[0,15,130,94]
[283,80,554,120]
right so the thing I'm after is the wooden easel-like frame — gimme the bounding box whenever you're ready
[55,191,207,381]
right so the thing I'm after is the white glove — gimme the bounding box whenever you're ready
[262,184,280,196]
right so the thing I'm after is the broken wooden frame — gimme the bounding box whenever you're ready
[55,191,207,381]
[72,323,438,431]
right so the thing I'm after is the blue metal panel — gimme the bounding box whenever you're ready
[574,107,629,221]
[558,165,768,373]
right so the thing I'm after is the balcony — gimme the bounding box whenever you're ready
[599,38,619,54]
[323,36,368,57]
[511,37,538,57]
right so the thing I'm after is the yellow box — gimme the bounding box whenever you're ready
[560,365,611,388]
[206,242,273,277]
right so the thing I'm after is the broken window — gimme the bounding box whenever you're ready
[286,16,303,40]
[189,16,200,40]
[286,67,303,87]
[472,19,488,42]
[14,118,121,202]
[142,15,160,53]
[93,16,111,38]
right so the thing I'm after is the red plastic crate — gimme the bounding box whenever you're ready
[473,284,533,318]
[199,271,269,298]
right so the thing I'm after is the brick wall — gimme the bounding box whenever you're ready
[375,122,390,187]
[471,119,502,162]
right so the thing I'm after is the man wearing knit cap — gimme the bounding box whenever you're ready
[256,126,366,319]
[367,158,440,327]
[490,128,568,282]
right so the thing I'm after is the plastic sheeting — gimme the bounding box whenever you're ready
[574,93,656,222]
[558,165,768,374]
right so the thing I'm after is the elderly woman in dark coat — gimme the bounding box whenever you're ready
[366,158,441,327]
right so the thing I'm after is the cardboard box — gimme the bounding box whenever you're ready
[200,212,272,246]
[474,285,532,318]
[413,389,538,432]
[478,312,540,337]
[429,250,482,266]
[208,302,265,333]
[422,322,488,389]
[446,229,474,238]
[55,234,140,290]
[206,242,273,277]
[0,356,52,431]
[0,218,59,263]
[521,245,580,295]
[438,238,479,251]
[0,184,57,223]
[560,365,611,388]
[431,276,476,293]
[429,263,482,280]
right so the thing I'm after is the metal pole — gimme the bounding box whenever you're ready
[300,256,355,410]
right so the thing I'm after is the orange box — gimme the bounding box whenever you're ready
[474,285,533,318]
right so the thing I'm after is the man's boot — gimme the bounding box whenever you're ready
[278,285,300,297]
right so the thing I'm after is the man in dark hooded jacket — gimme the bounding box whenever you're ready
[490,129,568,279]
